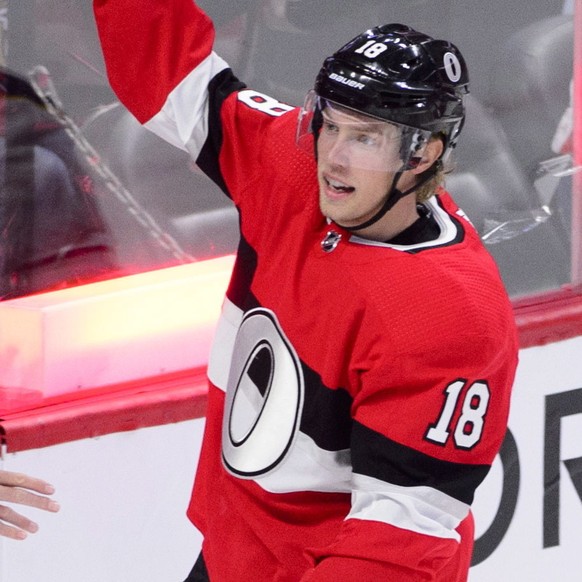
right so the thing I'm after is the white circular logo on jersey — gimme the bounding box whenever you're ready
[222,308,304,477]
[443,52,462,83]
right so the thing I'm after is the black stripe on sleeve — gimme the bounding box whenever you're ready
[351,420,490,505]
[226,232,262,311]
[196,68,246,196]
[299,365,353,452]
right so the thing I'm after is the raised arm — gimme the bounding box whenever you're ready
[94,0,294,202]
[93,0,234,156]
[94,0,215,123]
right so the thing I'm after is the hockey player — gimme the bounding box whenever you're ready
[94,2,519,580]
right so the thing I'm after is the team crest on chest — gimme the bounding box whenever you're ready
[222,308,305,477]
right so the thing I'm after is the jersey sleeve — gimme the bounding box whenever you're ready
[94,0,219,128]
[303,271,518,580]
[93,0,296,201]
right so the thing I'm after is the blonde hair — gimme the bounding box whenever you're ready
[415,163,446,202]
[415,135,450,202]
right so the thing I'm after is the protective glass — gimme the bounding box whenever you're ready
[296,90,432,172]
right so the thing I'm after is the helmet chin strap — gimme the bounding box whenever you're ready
[335,163,438,233]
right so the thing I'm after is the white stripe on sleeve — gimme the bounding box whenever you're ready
[347,473,470,541]
[144,52,229,157]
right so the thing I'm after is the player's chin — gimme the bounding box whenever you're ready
[319,200,355,227]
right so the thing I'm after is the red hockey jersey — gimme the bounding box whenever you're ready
[94,2,519,580]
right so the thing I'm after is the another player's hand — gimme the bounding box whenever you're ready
[0,470,60,540]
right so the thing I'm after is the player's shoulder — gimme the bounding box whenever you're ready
[220,87,303,159]
[349,193,514,341]
[224,87,299,131]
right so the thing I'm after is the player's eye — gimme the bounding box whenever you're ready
[356,133,378,147]
[322,120,339,134]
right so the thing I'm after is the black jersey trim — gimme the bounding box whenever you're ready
[196,68,246,197]
[349,196,466,254]
[351,420,490,505]
[400,196,466,254]
[226,230,259,311]
[299,365,353,452]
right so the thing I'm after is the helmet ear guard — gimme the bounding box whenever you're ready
[399,127,431,170]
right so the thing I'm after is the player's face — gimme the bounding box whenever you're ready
[316,107,404,229]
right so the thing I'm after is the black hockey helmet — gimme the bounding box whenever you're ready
[311,23,469,159]
[297,24,470,232]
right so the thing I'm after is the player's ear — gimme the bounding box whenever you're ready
[411,137,444,174]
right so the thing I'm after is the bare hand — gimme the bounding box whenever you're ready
[0,471,60,540]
